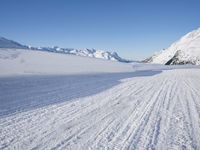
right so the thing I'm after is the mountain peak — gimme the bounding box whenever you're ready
[143,27,200,65]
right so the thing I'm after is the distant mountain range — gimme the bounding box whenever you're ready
[143,27,200,65]
[0,37,131,62]
[2,26,200,65]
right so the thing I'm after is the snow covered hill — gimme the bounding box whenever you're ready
[0,37,129,62]
[0,48,133,76]
[143,27,200,65]
[0,37,28,49]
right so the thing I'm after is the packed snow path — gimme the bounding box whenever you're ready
[1,68,200,149]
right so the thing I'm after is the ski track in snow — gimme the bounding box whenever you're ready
[1,68,200,149]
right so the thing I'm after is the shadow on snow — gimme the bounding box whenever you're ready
[0,70,161,117]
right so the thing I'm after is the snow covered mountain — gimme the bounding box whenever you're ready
[0,37,28,49]
[35,47,130,62]
[143,27,200,65]
[0,37,129,62]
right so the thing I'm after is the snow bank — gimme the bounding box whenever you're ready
[0,49,133,76]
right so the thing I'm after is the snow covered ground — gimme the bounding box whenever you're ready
[0,48,133,76]
[1,49,200,149]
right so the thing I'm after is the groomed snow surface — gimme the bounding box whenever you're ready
[1,49,200,149]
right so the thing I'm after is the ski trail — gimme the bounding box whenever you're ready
[1,68,200,149]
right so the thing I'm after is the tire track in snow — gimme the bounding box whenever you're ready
[123,79,168,150]
[54,81,149,149]
[182,79,200,149]
[105,76,166,149]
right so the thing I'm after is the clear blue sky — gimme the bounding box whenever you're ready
[0,0,200,60]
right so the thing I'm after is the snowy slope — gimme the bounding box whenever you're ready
[144,27,200,65]
[0,37,28,49]
[1,67,200,149]
[0,48,133,76]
